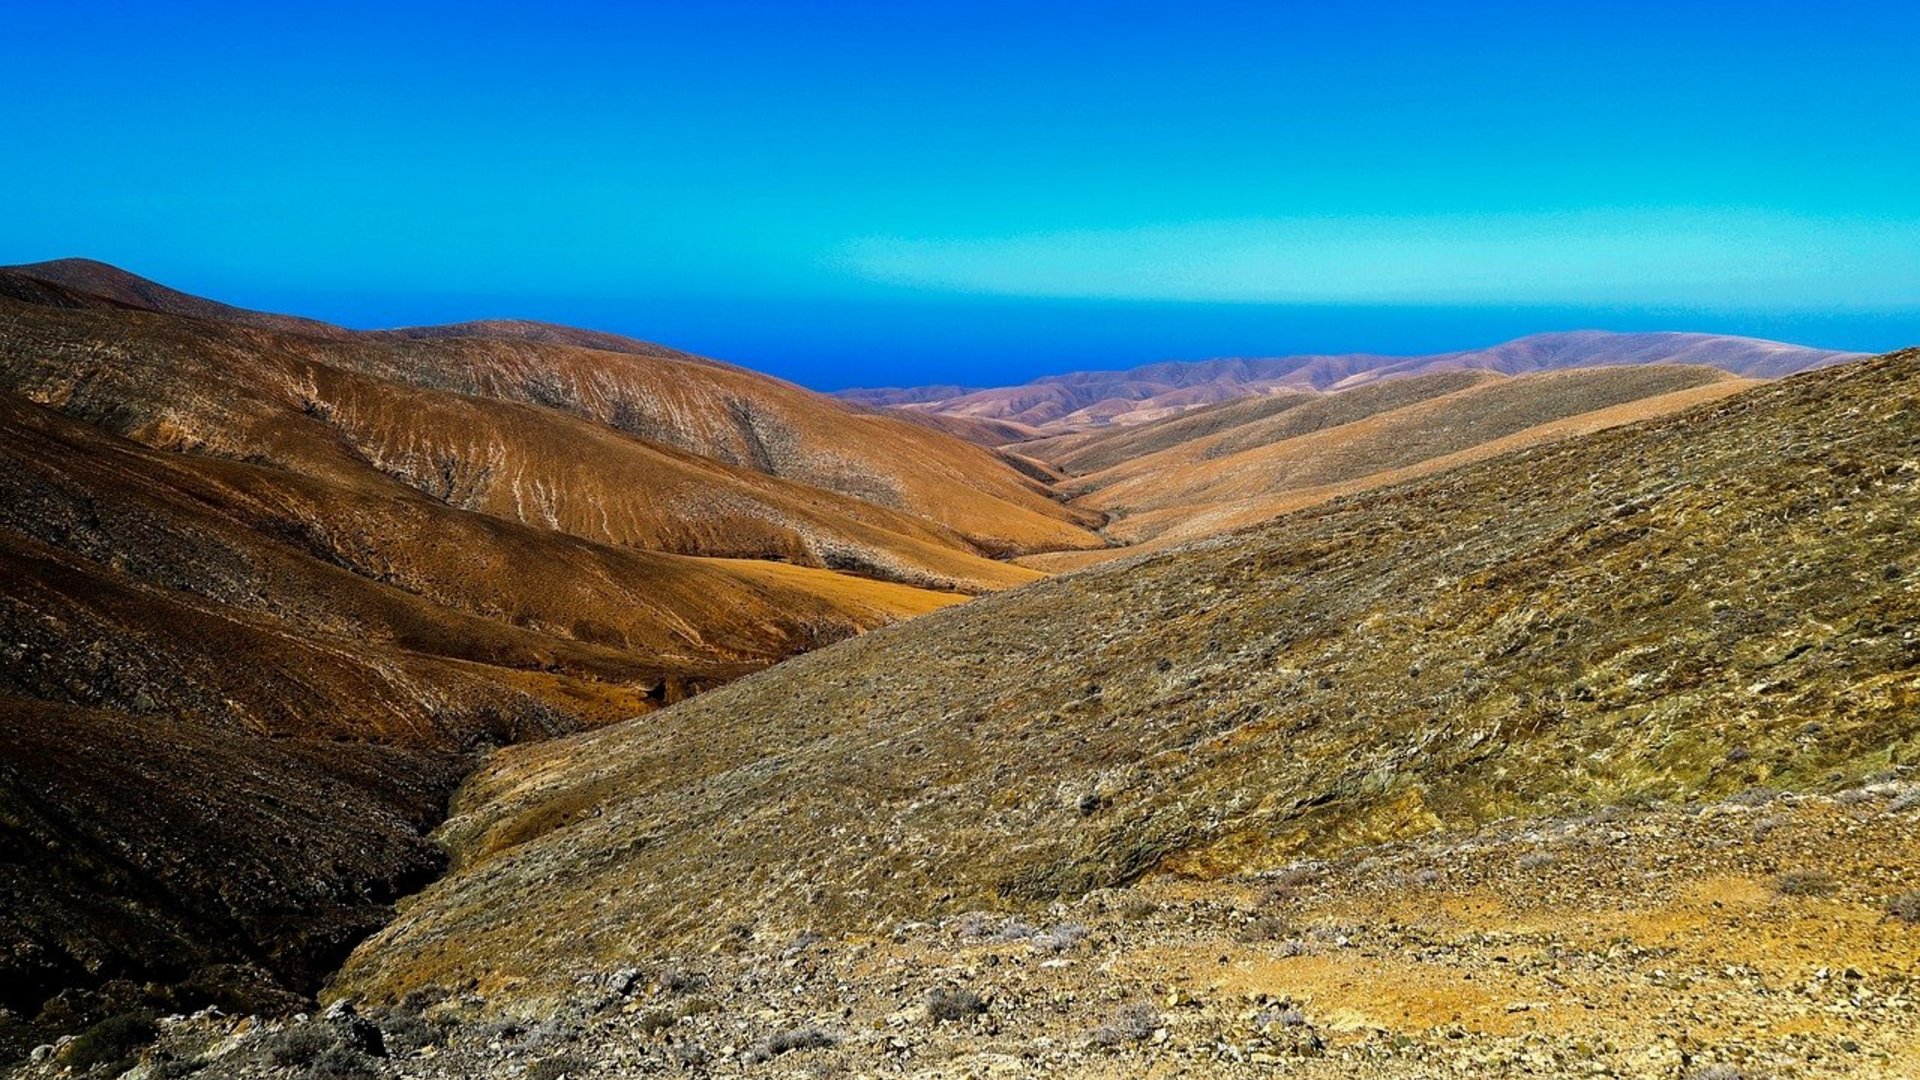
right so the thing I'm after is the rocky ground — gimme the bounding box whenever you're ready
[17,778,1920,1080]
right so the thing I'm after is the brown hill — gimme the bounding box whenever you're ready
[871,405,1046,448]
[3,262,1102,562]
[333,350,1920,1017]
[0,262,1091,1039]
[1018,373,1485,478]
[5,258,352,339]
[0,383,968,1029]
[1053,365,1755,556]
[844,331,1861,434]
[836,383,982,408]
[378,318,725,363]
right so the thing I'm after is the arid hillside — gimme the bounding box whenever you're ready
[1027,365,1759,564]
[5,257,353,339]
[5,262,1103,560]
[0,263,1089,1045]
[844,330,1859,433]
[334,349,1918,1032]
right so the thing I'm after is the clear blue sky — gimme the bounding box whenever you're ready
[4,1,1916,388]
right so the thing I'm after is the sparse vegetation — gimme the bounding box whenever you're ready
[149,1055,207,1079]
[1774,871,1836,897]
[524,1053,590,1080]
[59,1012,156,1072]
[300,1044,381,1080]
[743,1026,838,1063]
[656,966,708,994]
[926,987,987,1022]
[633,1009,677,1037]
[1033,922,1089,952]
[1091,1002,1162,1046]
[374,1009,449,1054]
[1687,1066,1762,1080]
[1235,915,1294,944]
[265,1024,339,1068]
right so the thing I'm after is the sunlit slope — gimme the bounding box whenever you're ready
[335,350,1919,1007]
[0,289,1049,591]
[1072,365,1752,547]
[838,330,1861,434]
[4,259,1103,558]
[1022,371,1493,477]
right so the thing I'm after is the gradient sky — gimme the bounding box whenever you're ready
[4,1,1917,388]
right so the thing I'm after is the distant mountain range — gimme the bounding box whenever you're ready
[841,330,1863,433]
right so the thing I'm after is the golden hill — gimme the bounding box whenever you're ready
[1068,365,1753,547]
[4,262,1103,561]
[841,330,1860,433]
[333,350,1919,1013]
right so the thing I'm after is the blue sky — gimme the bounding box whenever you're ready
[4,1,1916,388]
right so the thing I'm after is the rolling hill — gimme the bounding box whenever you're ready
[1027,365,1759,565]
[333,348,1919,1030]
[845,331,1861,434]
[0,261,1098,1038]
[0,259,1901,1076]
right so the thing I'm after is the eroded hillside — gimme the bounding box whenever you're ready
[335,350,1919,1016]
[0,263,1088,1045]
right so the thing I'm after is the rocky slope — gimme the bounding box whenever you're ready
[48,781,1920,1078]
[845,330,1860,434]
[334,350,1919,1025]
[0,263,1094,1050]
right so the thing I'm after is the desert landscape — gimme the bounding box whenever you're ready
[0,259,1914,1079]
[5,3,1917,1078]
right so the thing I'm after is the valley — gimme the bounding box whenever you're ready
[1,262,1912,1080]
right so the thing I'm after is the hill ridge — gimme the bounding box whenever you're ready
[332,348,1920,1012]
[843,329,1862,434]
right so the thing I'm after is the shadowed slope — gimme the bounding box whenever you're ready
[0,391,967,1022]
[334,350,1919,1008]
[0,265,1042,1036]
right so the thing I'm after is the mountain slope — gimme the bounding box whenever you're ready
[1019,372,1488,477]
[1333,328,1868,386]
[845,330,1861,433]
[4,258,352,339]
[335,349,1919,1009]
[0,287,1068,590]
[3,260,1103,558]
[1067,365,1754,549]
[0,263,1075,1035]
[0,388,971,1024]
